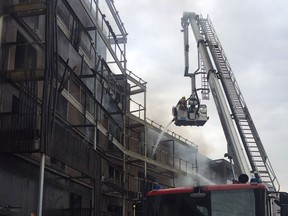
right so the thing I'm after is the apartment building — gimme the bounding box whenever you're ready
[0,1,231,216]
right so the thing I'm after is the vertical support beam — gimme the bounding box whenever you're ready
[0,15,3,48]
[91,185,95,216]
[144,86,147,194]
[94,126,97,150]
[122,141,126,215]
[122,40,127,216]
[122,157,126,215]
[92,130,97,216]
[172,140,175,187]
[37,153,45,216]
[0,15,3,112]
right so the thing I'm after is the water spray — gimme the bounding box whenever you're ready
[152,120,174,157]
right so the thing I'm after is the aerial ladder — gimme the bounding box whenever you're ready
[175,12,280,191]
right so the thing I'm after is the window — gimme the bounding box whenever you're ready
[15,32,37,70]
[211,190,255,216]
[70,192,82,208]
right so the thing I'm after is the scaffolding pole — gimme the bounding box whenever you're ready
[37,153,45,216]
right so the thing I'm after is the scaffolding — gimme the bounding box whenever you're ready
[0,1,200,216]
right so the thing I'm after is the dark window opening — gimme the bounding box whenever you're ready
[70,192,82,209]
[107,204,122,216]
[12,95,20,113]
[15,32,37,70]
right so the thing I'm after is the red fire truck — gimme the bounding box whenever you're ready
[143,183,288,216]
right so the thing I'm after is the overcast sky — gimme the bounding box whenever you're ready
[115,0,288,191]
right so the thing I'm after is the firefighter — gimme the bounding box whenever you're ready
[177,96,187,110]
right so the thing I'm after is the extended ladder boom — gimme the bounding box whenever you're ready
[182,12,280,191]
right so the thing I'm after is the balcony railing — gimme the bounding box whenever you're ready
[0,112,40,152]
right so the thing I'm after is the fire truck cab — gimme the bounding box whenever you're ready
[141,184,288,216]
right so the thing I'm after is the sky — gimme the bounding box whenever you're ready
[115,0,288,192]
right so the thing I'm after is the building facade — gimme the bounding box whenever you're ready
[0,1,232,216]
